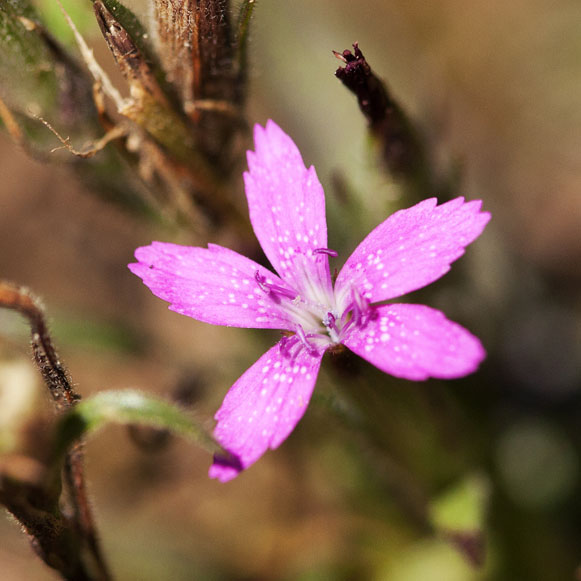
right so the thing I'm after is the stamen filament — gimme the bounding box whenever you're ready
[295,324,318,354]
[341,286,372,331]
[255,271,297,300]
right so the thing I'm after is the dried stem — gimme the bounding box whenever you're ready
[0,282,111,581]
[0,283,78,410]
[38,117,128,159]
[0,94,25,144]
[334,43,432,197]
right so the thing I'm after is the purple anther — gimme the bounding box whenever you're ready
[313,247,338,257]
[255,271,270,293]
[255,271,297,300]
[323,312,338,334]
[279,334,299,357]
[295,324,319,355]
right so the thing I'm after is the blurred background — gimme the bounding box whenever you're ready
[1,0,580,579]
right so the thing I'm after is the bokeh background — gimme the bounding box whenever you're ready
[1,0,580,579]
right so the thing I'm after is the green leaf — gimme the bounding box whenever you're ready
[429,474,490,567]
[0,1,98,147]
[54,390,223,459]
[0,1,160,214]
[36,0,94,45]
[430,473,490,531]
[0,0,59,123]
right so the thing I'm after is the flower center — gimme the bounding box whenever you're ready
[254,269,344,352]
[254,268,375,359]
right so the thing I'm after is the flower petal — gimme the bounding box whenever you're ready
[129,242,295,329]
[209,342,323,482]
[244,121,333,305]
[335,198,490,308]
[342,303,485,380]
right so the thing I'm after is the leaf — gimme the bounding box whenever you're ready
[430,474,489,530]
[429,474,490,567]
[0,1,162,214]
[53,389,223,460]
[235,0,257,90]
[36,0,93,45]
[0,0,61,132]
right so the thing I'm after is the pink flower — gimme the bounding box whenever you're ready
[129,120,490,482]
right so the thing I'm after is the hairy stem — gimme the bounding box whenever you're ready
[0,282,111,581]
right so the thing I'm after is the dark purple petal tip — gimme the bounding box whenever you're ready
[212,451,244,473]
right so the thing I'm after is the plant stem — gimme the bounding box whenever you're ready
[0,282,112,581]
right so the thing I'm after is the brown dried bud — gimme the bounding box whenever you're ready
[335,43,427,183]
